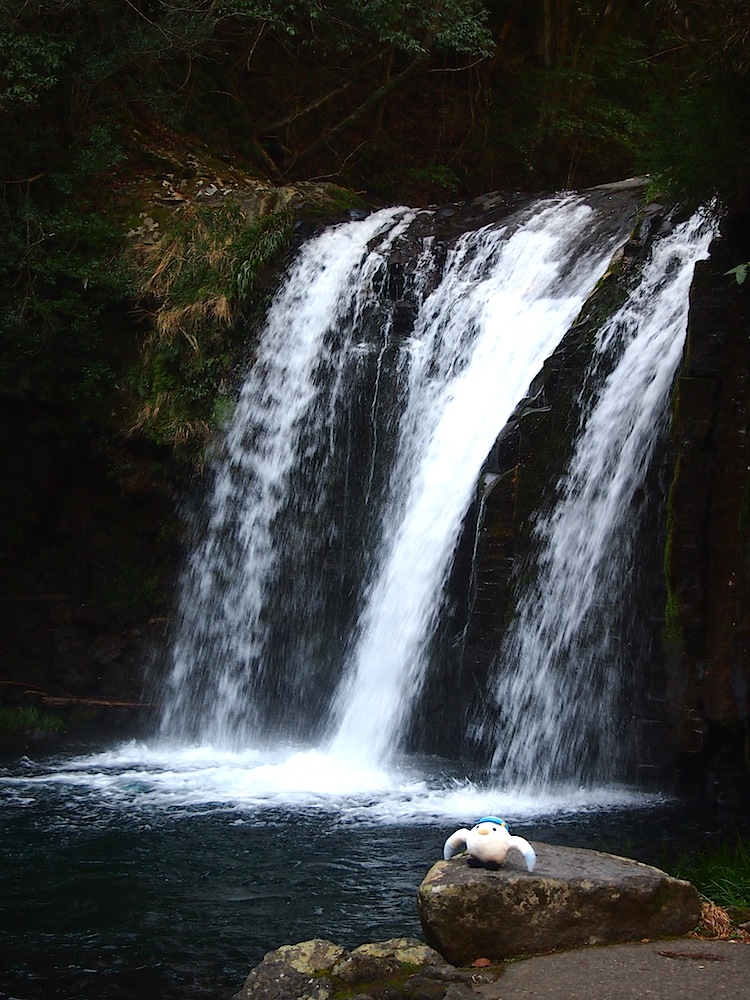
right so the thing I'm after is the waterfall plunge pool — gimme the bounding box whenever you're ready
[1,741,746,1000]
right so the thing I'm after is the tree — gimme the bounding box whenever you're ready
[201,0,494,178]
[639,1,750,212]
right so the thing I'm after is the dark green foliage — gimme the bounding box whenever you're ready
[0,194,131,408]
[640,81,750,210]
[0,28,70,109]
[1,1,746,209]
[0,0,748,632]
[457,4,656,191]
[219,0,493,57]
[0,0,495,434]
[131,204,294,452]
[673,837,750,908]
[638,1,750,211]
[0,706,65,737]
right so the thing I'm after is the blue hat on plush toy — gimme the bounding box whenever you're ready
[477,816,507,828]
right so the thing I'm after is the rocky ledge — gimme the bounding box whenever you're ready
[232,937,501,1000]
[232,844,703,999]
[417,842,701,965]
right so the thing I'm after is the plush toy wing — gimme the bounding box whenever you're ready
[443,828,471,860]
[509,835,537,872]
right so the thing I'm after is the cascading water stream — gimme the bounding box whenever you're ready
[160,206,419,745]
[326,195,638,764]
[484,206,719,789]
[159,189,640,764]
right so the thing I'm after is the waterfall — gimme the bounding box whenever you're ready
[160,206,419,745]
[325,195,635,764]
[485,206,719,789]
[159,189,639,761]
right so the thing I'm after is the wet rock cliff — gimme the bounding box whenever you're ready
[460,211,750,804]
[665,226,750,806]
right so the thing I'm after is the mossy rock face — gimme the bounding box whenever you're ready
[417,845,701,966]
[232,939,345,1000]
[727,905,750,926]
[232,937,500,1000]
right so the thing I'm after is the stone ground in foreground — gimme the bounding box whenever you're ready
[472,939,750,999]
[231,937,750,1000]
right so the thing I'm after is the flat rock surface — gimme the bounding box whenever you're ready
[473,939,750,999]
[418,842,701,965]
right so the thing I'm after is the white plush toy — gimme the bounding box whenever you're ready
[443,817,536,872]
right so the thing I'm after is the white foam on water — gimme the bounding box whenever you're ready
[1,742,664,823]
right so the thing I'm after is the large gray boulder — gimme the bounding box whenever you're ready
[417,842,701,965]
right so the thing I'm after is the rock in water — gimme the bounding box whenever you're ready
[232,939,346,999]
[232,936,498,999]
[417,843,701,965]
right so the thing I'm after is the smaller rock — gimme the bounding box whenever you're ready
[350,939,447,968]
[727,905,750,926]
[231,937,498,1000]
[332,953,401,984]
[88,634,128,665]
[233,938,345,1000]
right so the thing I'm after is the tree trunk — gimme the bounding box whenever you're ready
[289,55,428,173]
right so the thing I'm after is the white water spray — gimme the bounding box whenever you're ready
[486,206,719,788]
[6,188,715,823]
[160,206,417,744]
[327,195,637,764]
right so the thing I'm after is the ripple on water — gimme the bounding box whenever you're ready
[0,741,744,1000]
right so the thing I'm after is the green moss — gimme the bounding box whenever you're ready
[663,590,684,649]
[0,706,65,737]
[405,164,460,196]
[300,185,368,218]
[575,265,627,326]
[328,961,423,1000]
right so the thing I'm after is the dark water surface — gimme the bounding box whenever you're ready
[1,742,747,1000]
